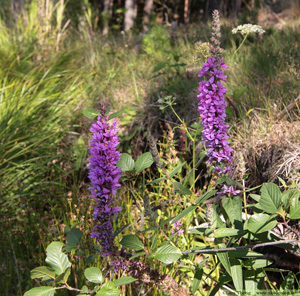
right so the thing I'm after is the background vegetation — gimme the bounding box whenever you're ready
[1,0,300,295]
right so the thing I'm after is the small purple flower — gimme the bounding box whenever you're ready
[218,185,241,196]
[88,112,122,257]
[171,219,184,235]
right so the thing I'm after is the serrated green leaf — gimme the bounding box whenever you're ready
[135,152,153,173]
[84,267,103,284]
[282,190,299,210]
[247,214,277,234]
[230,258,243,292]
[113,276,137,286]
[83,108,100,119]
[24,287,56,296]
[174,182,192,195]
[171,205,197,224]
[30,266,56,281]
[289,195,300,219]
[154,244,182,264]
[45,242,71,276]
[66,228,83,245]
[116,153,135,172]
[259,183,282,214]
[97,282,120,296]
[120,234,144,251]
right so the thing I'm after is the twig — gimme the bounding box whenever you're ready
[276,95,300,121]
[56,284,92,294]
[181,239,297,255]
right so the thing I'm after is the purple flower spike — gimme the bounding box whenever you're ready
[197,56,233,173]
[88,112,122,257]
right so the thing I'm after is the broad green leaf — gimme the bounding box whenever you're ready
[45,242,71,276]
[213,228,244,238]
[222,196,243,229]
[244,269,264,291]
[259,183,281,214]
[84,267,103,284]
[66,227,83,245]
[154,244,182,264]
[24,287,56,296]
[282,190,300,210]
[78,285,89,295]
[217,250,231,276]
[120,234,144,251]
[243,259,273,269]
[113,276,137,286]
[97,282,120,296]
[63,242,78,252]
[168,161,186,178]
[289,195,300,219]
[228,249,264,258]
[116,153,134,172]
[171,205,197,224]
[135,152,153,173]
[230,259,243,292]
[192,269,203,294]
[247,214,277,234]
[30,266,56,281]
[83,108,100,119]
[55,267,71,284]
[174,182,192,195]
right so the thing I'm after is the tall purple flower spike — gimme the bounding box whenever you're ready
[197,57,233,174]
[88,112,122,256]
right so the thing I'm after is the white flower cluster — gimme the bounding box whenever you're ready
[232,24,265,35]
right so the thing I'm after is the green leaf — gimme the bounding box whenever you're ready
[168,161,186,177]
[83,108,100,119]
[222,196,243,229]
[55,267,71,284]
[243,259,273,269]
[120,234,144,251]
[84,267,103,284]
[217,251,231,276]
[30,266,56,281]
[259,183,282,214]
[154,244,182,264]
[24,287,56,296]
[244,269,264,291]
[96,282,120,296]
[174,182,192,195]
[171,205,197,224]
[289,195,300,219]
[213,228,245,238]
[230,259,243,292]
[63,242,78,252]
[109,110,124,120]
[116,153,135,172]
[78,285,89,295]
[129,251,146,260]
[66,228,83,245]
[152,62,167,73]
[282,190,299,210]
[228,249,264,258]
[86,254,97,265]
[146,177,167,185]
[247,213,277,234]
[113,276,138,286]
[135,152,154,173]
[194,190,217,205]
[192,268,203,294]
[45,242,71,276]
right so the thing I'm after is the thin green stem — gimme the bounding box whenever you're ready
[233,33,249,57]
